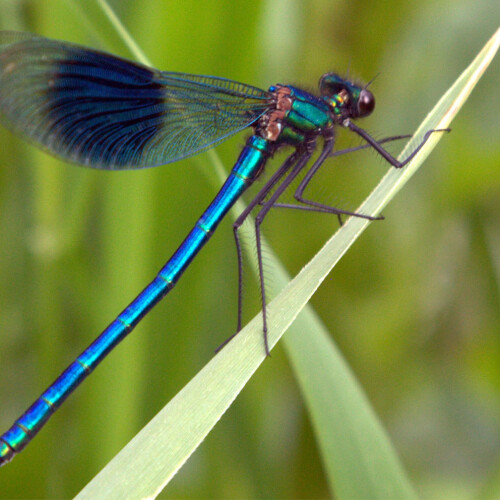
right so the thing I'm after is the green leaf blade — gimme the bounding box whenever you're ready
[76,27,499,500]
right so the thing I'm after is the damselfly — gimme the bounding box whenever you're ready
[0,31,446,465]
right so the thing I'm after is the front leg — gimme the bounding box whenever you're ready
[346,121,450,168]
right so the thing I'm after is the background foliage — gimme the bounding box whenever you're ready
[0,0,498,498]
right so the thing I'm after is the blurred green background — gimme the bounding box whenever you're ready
[0,0,498,498]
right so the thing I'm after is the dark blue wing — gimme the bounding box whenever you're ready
[0,32,270,169]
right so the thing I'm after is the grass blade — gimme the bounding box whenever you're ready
[76,25,499,500]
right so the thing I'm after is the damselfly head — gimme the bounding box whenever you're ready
[319,73,375,120]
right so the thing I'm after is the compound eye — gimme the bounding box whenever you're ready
[357,89,375,117]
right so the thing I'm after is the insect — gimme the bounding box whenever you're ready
[0,31,445,465]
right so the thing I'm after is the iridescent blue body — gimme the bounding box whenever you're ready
[0,135,272,461]
[0,32,439,466]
